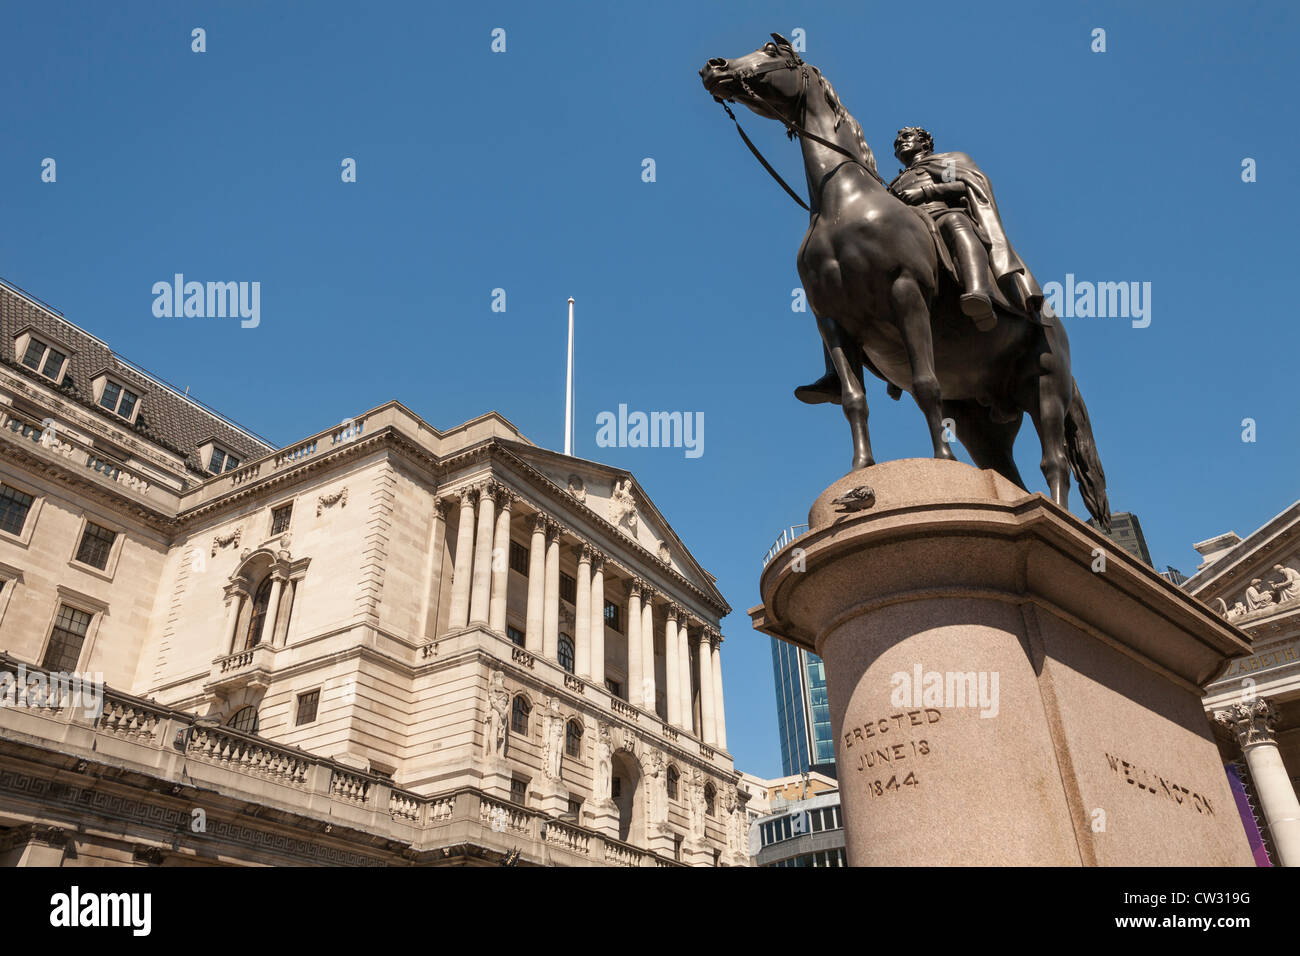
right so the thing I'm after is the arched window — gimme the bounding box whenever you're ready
[558,634,575,673]
[243,576,274,650]
[565,719,582,757]
[227,705,259,733]
[667,766,679,800]
[511,695,531,735]
[704,782,716,816]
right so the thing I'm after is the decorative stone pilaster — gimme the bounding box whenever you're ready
[542,520,563,661]
[627,581,644,710]
[640,586,657,713]
[664,605,681,728]
[697,627,717,746]
[589,554,606,686]
[469,480,498,625]
[711,631,727,751]
[575,544,593,679]
[447,487,478,630]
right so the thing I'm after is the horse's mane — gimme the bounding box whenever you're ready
[810,67,883,184]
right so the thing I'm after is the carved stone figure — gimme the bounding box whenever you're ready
[567,474,587,503]
[689,768,706,839]
[1246,579,1275,612]
[611,480,638,533]
[1272,564,1300,603]
[484,670,509,758]
[700,35,1110,527]
[646,750,666,823]
[544,697,565,780]
[595,722,613,802]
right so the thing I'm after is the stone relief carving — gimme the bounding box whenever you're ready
[544,697,565,781]
[317,486,349,517]
[595,722,613,802]
[211,526,242,557]
[1245,578,1275,613]
[484,670,509,759]
[567,474,586,503]
[657,542,671,563]
[610,479,638,534]
[1272,564,1300,603]
[688,768,706,840]
[646,750,666,824]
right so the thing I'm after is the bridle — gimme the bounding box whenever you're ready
[714,47,883,212]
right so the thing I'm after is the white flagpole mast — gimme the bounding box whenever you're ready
[564,297,575,456]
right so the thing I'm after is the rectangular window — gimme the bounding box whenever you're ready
[208,448,240,475]
[99,380,140,419]
[567,797,582,817]
[604,679,623,700]
[510,778,528,805]
[42,604,92,672]
[295,689,320,725]
[810,810,824,833]
[506,625,525,647]
[0,485,35,536]
[74,522,117,570]
[509,540,529,575]
[604,600,622,633]
[270,503,293,535]
[21,339,66,381]
[559,572,576,604]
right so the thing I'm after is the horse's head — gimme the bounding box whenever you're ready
[699,33,807,126]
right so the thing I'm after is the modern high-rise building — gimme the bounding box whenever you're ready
[771,639,835,777]
[1087,511,1154,566]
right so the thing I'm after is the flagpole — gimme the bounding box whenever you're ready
[564,297,575,456]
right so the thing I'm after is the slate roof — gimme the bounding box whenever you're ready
[0,278,274,477]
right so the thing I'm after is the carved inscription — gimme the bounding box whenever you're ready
[1103,754,1215,816]
[842,709,941,792]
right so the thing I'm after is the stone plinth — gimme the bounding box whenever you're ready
[751,459,1256,866]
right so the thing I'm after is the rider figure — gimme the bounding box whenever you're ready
[795,126,1045,405]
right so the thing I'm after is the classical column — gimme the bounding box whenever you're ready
[260,573,285,646]
[1217,699,1300,866]
[678,618,694,733]
[627,582,643,706]
[222,581,247,653]
[641,590,657,713]
[697,628,717,745]
[543,522,561,660]
[447,489,477,629]
[589,556,606,686]
[711,633,727,750]
[488,489,513,634]
[575,545,592,678]
[664,606,681,727]
[420,497,450,639]
[469,481,496,625]
[525,513,547,651]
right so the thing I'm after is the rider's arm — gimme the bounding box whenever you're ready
[919,181,967,202]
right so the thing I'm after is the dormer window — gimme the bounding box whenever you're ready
[208,446,241,475]
[98,379,139,420]
[19,337,68,383]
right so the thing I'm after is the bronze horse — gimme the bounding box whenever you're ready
[700,36,1109,527]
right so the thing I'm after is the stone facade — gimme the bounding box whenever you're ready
[1189,501,1300,867]
[0,279,744,867]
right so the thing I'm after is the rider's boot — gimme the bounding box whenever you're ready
[795,346,842,405]
[950,223,997,332]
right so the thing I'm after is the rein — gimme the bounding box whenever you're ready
[715,52,884,212]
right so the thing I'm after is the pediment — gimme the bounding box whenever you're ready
[497,441,726,611]
[1186,501,1300,626]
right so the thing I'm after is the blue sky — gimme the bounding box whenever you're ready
[3,1,1297,778]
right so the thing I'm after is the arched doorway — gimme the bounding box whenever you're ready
[611,750,643,844]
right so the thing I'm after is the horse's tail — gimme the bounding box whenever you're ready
[1064,378,1111,530]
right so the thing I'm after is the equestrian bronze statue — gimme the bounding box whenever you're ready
[700,34,1110,527]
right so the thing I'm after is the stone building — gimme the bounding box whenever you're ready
[0,277,745,867]
[1190,502,1300,867]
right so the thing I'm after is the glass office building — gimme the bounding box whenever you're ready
[771,638,836,776]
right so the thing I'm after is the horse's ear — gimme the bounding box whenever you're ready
[770,32,791,49]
